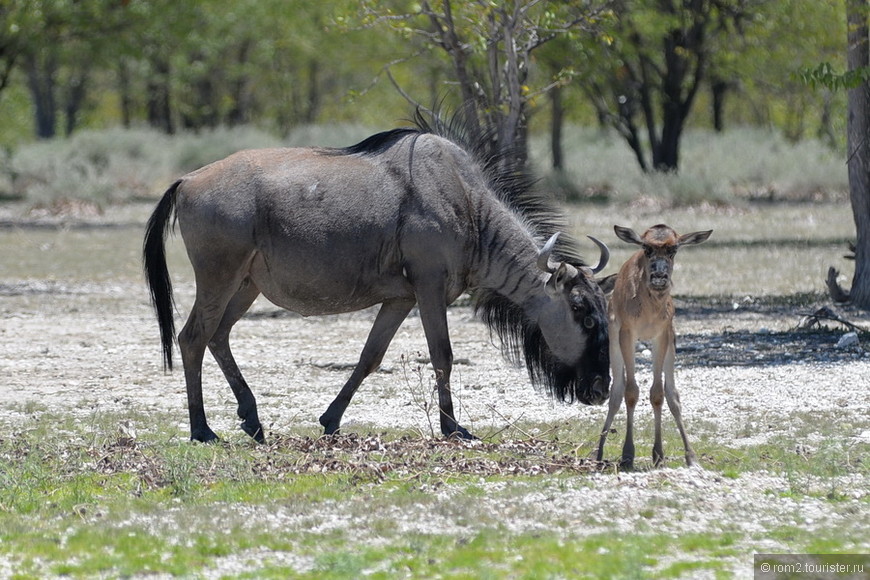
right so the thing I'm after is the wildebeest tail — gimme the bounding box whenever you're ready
[143,180,180,371]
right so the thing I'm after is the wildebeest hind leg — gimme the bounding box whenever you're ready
[179,252,257,443]
[319,298,415,435]
[208,278,264,442]
[179,299,227,443]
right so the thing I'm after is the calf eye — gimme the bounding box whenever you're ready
[583,316,596,329]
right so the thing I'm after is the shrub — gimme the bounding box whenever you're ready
[532,126,848,206]
[8,127,176,207]
[2,124,850,210]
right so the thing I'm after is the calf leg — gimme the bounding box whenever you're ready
[621,376,639,469]
[650,378,665,467]
[619,328,639,469]
[319,298,415,435]
[208,278,264,442]
[597,324,626,462]
[650,331,668,466]
[663,337,696,466]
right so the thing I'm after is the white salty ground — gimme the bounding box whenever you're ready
[0,201,867,578]
[1,281,868,578]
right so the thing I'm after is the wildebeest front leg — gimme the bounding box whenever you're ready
[415,284,472,439]
[208,279,264,442]
[319,298,415,435]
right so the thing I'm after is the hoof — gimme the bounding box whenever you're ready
[191,428,219,443]
[319,413,341,436]
[595,441,607,463]
[241,421,265,444]
[443,425,477,440]
[619,457,635,471]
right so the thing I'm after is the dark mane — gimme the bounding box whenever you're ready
[331,127,420,157]
[409,108,587,269]
[410,108,596,404]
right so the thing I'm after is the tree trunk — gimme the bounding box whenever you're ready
[817,91,837,148]
[146,57,173,134]
[118,59,132,128]
[304,58,320,124]
[846,0,870,307]
[551,84,564,171]
[227,40,253,126]
[711,79,729,132]
[655,106,683,172]
[499,6,528,168]
[425,0,483,144]
[25,52,57,139]
[63,70,89,136]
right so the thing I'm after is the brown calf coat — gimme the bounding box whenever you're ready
[596,224,712,468]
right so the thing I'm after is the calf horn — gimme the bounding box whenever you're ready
[587,236,610,274]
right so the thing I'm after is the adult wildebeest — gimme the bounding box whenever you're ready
[144,112,612,443]
[596,224,712,469]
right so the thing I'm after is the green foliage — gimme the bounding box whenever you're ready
[800,62,870,91]
[723,0,846,142]
[0,0,855,163]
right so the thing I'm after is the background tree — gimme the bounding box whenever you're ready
[356,0,609,165]
[0,0,853,159]
[810,1,870,308]
[16,0,130,138]
[0,1,27,103]
[577,0,754,172]
[736,0,844,144]
[840,0,870,308]
[845,1,870,308]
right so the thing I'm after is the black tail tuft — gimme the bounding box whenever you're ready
[143,180,181,371]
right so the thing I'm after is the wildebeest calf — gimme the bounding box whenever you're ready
[596,224,712,469]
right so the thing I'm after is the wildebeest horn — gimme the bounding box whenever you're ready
[537,232,560,274]
[587,235,610,274]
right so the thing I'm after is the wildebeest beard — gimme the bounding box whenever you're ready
[548,343,611,405]
[476,290,610,405]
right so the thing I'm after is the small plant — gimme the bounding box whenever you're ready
[398,352,469,439]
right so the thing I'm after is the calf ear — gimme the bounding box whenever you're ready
[678,230,713,247]
[597,273,617,295]
[614,225,643,246]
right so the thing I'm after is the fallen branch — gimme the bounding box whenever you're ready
[826,267,851,304]
[796,306,868,334]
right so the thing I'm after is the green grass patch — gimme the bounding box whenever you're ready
[0,409,866,578]
[695,418,868,481]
